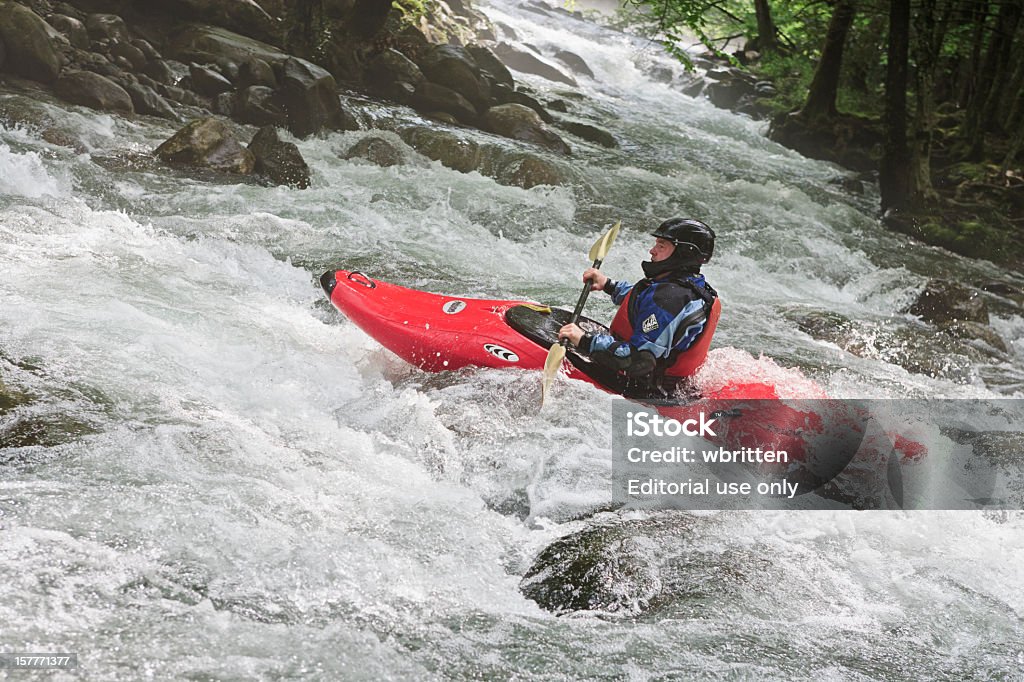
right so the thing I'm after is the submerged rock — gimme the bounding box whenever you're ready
[155,117,255,175]
[556,118,617,148]
[344,135,402,167]
[248,125,310,188]
[907,278,989,325]
[484,103,570,155]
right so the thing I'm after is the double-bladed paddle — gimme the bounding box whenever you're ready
[541,221,621,405]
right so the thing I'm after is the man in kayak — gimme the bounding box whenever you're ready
[557,218,719,398]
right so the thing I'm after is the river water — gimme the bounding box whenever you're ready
[1,1,1022,679]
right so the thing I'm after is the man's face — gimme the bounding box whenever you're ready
[649,238,676,262]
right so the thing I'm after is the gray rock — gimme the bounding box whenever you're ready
[276,56,342,138]
[155,117,255,174]
[411,81,478,124]
[132,39,160,61]
[111,40,147,71]
[124,81,177,119]
[48,14,89,49]
[54,69,134,114]
[416,44,490,109]
[190,62,233,95]
[491,84,552,123]
[465,43,514,88]
[142,59,175,85]
[400,126,481,173]
[248,125,310,188]
[0,3,63,83]
[553,49,594,78]
[937,320,1007,353]
[168,25,286,67]
[85,13,128,42]
[0,36,5,72]
[908,279,989,325]
[706,79,755,110]
[237,56,276,89]
[557,119,617,148]
[492,42,577,87]
[365,48,424,90]
[489,152,569,189]
[520,519,668,614]
[484,103,570,155]
[234,85,285,127]
[146,0,276,43]
[211,91,235,116]
[344,135,402,167]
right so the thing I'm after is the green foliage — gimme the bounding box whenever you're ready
[393,0,430,23]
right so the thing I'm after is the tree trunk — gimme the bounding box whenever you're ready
[799,0,857,121]
[880,0,911,212]
[753,0,779,52]
[980,1,1023,131]
[909,0,954,203]
[958,0,989,108]
[964,0,1021,158]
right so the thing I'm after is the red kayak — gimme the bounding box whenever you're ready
[321,269,927,507]
[319,269,779,399]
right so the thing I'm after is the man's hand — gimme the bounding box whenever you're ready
[583,267,608,291]
[558,323,585,347]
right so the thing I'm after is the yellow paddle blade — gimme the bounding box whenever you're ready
[540,342,566,405]
[588,220,621,263]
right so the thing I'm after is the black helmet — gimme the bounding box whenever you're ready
[651,218,715,264]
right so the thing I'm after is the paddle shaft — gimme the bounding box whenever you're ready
[561,257,603,346]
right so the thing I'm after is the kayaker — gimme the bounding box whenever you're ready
[557,218,720,398]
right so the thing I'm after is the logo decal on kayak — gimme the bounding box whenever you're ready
[642,314,659,333]
[484,344,519,362]
[443,300,467,314]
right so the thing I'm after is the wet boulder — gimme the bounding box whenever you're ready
[237,56,276,89]
[48,14,89,49]
[399,126,481,173]
[248,126,310,189]
[344,135,402,167]
[276,57,342,138]
[124,82,177,119]
[111,40,147,71]
[168,25,286,68]
[411,81,478,124]
[484,103,571,155]
[142,59,176,85]
[146,0,276,44]
[85,13,129,43]
[520,519,669,615]
[416,44,490,110]
[907,279,989,325]
[54,70,134,114]
[489,152,570,189]
[234,85,286,126]
[190,62,233,95]
[0,2,63,83]
[937,320,1007,353]
[492,43,577,87]
[556,118,617,148]
[155,117,255,175]
[553,49,594,78]
[465,44,514,88]
[491,84,553,123]
[365,48,424,97]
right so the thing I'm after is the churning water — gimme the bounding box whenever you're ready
[1,1,1022,678]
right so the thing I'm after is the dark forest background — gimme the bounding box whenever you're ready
[623,0,1024,265]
